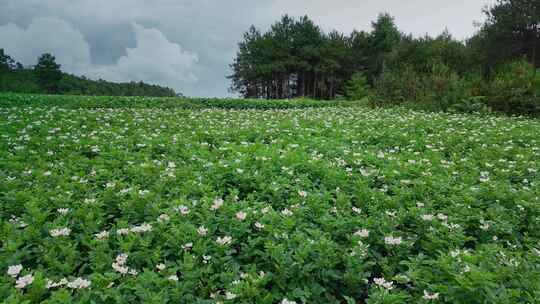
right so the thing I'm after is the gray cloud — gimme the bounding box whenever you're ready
[0,17,91,73]
[0,0,497,97]
[88,23,198,88]
[0,18,199,92]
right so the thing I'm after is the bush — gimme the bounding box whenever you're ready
[448,96,490,114]
[486,61,540,116]
[373,63,467,111]
[421,63,466,110]
[373,65,422,105]
[372,61,540,116]
[344,72,373,101]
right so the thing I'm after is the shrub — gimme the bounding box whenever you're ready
[420,63,466,110]
[448,96,490,114]
[486,61,540,116]
[344,72,373,101]
[372,61,540,116]
[373,63,467,111]
[373,65,422,105]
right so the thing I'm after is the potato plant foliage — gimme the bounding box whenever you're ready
[1,94,540,303]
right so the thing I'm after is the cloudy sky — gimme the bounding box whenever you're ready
[0,0,496,97]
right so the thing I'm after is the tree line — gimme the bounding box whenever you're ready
[0,51,179,97]
[229,14,399,100]
[229,0,539,107]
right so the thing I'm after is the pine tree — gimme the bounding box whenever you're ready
[483,0,540,68]
[35,53,63,94]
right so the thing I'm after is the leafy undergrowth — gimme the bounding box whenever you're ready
[0,95,539,303]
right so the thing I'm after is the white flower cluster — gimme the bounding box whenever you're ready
[216,236,233,246]
[211,198,224,210]
[354,229,370,238]
[281,208,293,216]
[421,214,435,221]
[46,278,69,289]
[16,274,34,289]
[50,227,71,237]
[67,277,92,289]
[225,291,237,300]
[8,264,90,290]
[197,226,208,236]
[202,255,212,264]
[112,253,138,275]
[8,216,28,228]
[182,242,193,250]
[130,223,153,233]
[374,277,394,290]
[236,211,247,221]
[384,236,402,245]
[95,230,110,240]
[6,260,26,287]
[7,264,22,277]
[175,205,190,215]
[157,213,170,223]
[421,213,460,230]
[47,277,91,289]
[117,223,153,236]
[422,290,440,300]
[57,208,70,215]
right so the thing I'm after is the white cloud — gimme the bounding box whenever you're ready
[0,17,91,73]
[89,23,199,87]
[0,17,198,92]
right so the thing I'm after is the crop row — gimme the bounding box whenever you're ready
[0,93,360,110]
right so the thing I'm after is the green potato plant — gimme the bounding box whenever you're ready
[0,93,539,303]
